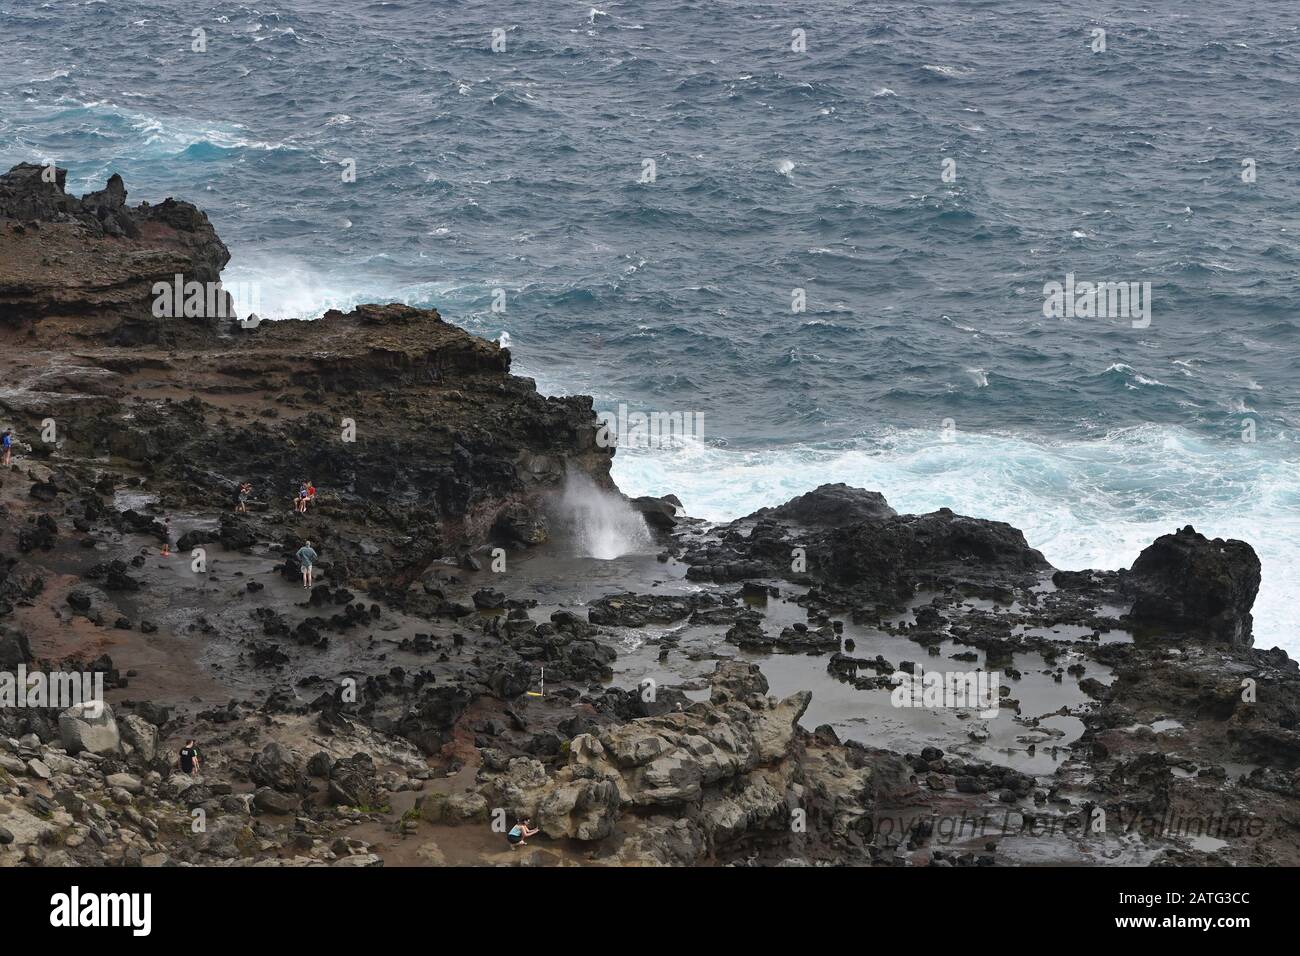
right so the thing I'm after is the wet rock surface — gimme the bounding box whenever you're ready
[1,172,1296,867]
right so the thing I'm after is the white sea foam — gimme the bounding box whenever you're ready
[217,259,450,320]
[922,64,971,78]
[57,102,292,158]
[611,426,1300,656]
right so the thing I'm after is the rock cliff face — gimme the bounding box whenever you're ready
[0,166,614,570]
[0,163,230,346]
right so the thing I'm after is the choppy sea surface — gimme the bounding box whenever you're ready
[2,1,1297,650]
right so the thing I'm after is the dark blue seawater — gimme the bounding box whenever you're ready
[2,1,1298,647]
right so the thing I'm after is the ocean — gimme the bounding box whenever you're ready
[2,0,1297,650]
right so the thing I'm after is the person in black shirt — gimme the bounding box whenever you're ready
[178,739,201,776]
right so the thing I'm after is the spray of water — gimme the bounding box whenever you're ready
[554,471,653,559]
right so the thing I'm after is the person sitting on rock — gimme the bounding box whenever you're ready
[178,739,201,776]
[507,818,539,848]
[297,539,318,589]
[294,480,309,513]
[305,481,316,510]
[1,428,12,467]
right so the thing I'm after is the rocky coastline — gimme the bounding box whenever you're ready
[1,165,1297,868]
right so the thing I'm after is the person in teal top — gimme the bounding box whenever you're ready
[507,818,539,849]
[296,540,318,589]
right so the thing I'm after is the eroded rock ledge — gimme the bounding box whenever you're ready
[0,163,229,346]
[1,167,615,568]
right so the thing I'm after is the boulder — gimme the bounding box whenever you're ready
[249,742,305,793]
[306,751,332,778]
[176,529,217,552]
[106,772,143,794]
[630,495,679,530]
[709,660,770,703]
[119,714,159,763]
[563,663,807,809]
[253,787,300,815]
[473,588,507,610]
[419,789,489,824]
[486,757,619,841]
[134,701,171,727]
[396,685,475,756]
[0,803,55,847]
[219,513,258,551]
[488,661,533,700]
[195,815,255,857]
[327,753,381,808]
[1126,525,1261,646]
[749,482,897,525]
[416,841,447,865]
[58,702,121,755]
[536,775,620,840]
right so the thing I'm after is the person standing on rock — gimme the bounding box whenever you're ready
[161,516,173,557]
[297,539,318,589]
[1,428,12,466]
[178,739,202,776]
[236,481,251,514]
